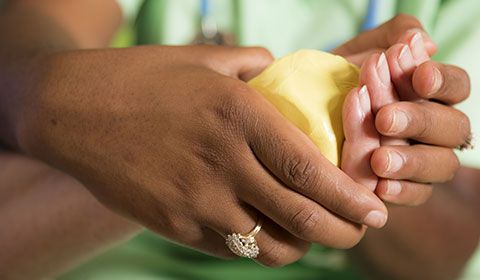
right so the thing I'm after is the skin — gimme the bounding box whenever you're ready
[1,0,388,269]
[0,151,141,279]
[351,170,480,280]
[337,15,478,279]
[0,1,476,279]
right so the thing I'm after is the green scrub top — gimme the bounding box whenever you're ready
[60,0,480,279]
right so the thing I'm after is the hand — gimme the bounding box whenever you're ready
[19,45,387,267]
[338,14,470,206]
[333,14,436,65]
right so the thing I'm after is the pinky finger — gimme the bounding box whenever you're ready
[375,179,433,206]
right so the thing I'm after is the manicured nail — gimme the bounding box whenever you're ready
[364,210,388,228]
[386,180,402,196]
[358,85,371,113]
[386,150,404,174]
[426,66,443,96]
[409,32,429,65]
[376,53,390,87]
[388,110,409,133]
[398,45,415,72]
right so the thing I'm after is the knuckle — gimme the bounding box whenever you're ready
[213,81,253,126]
[282,156,317,190]
[371,147,389,176]
[193,143,230,172]
[153,214,200,243]
[414,103,433,139]
[412,149,428,178]
[288,206,320,239]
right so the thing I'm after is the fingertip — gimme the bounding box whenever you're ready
[425,40,438,56]
[385,43,413,78]
[358,85,371,113]
[359,53,380,81]
[376,180,433,206]
[359,52,399,113]
[363,209,388,229]
[238,46,274,81]
[412,62,443,98]
[402,29,438,56]
[375,179,402,197]
[245,46,275,62]
[409,32,430,65]
[374,107,393,135]
[370,148,389,177]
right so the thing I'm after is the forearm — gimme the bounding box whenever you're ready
[0,0,121,149]
[0,151,142,279]
[349,167,480,280]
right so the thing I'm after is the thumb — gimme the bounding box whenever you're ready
[199,46,274,81]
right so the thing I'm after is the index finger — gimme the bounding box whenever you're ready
[244,90,388,229]
[333,14,436,56]
[412,61,471,105]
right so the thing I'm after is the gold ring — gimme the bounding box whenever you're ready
[225,219,262,258]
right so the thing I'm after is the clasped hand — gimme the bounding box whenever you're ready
[20,15,469,267]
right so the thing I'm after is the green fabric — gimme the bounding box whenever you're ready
[62,0,480,279]
[60,231,364,280]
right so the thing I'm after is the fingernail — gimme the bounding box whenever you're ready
[409,32,429,65]
[386,180,402,196]
[376,53,390,87]
[386,150,404,174]
[364,210,388,228]
[358,85,371,113]
[426,66,443,96]
[388,110,409,133]
[398,45,415,72]
[407,28,435,47]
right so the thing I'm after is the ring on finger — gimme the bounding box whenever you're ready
[225,218,263,258]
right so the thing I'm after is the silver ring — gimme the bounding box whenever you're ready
[225,219,262,258]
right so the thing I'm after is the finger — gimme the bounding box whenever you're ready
[206,204,310,267]
[375,101,471,148]
[358,52,407,146]
[403,31,430,65]
[244,91,388,228]
[412,61,471,105]
[195,45,274,81]
[359,52,398,114]
[344,48,384,67]
[385,43,418,101]
[254,220,310,267]
[341,86,379,191]
[238,150,366,248]
[370,145,460,183]
[333,14,436,56]
[375,179,433,206]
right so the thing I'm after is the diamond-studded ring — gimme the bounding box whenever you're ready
[225,219,263,259]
